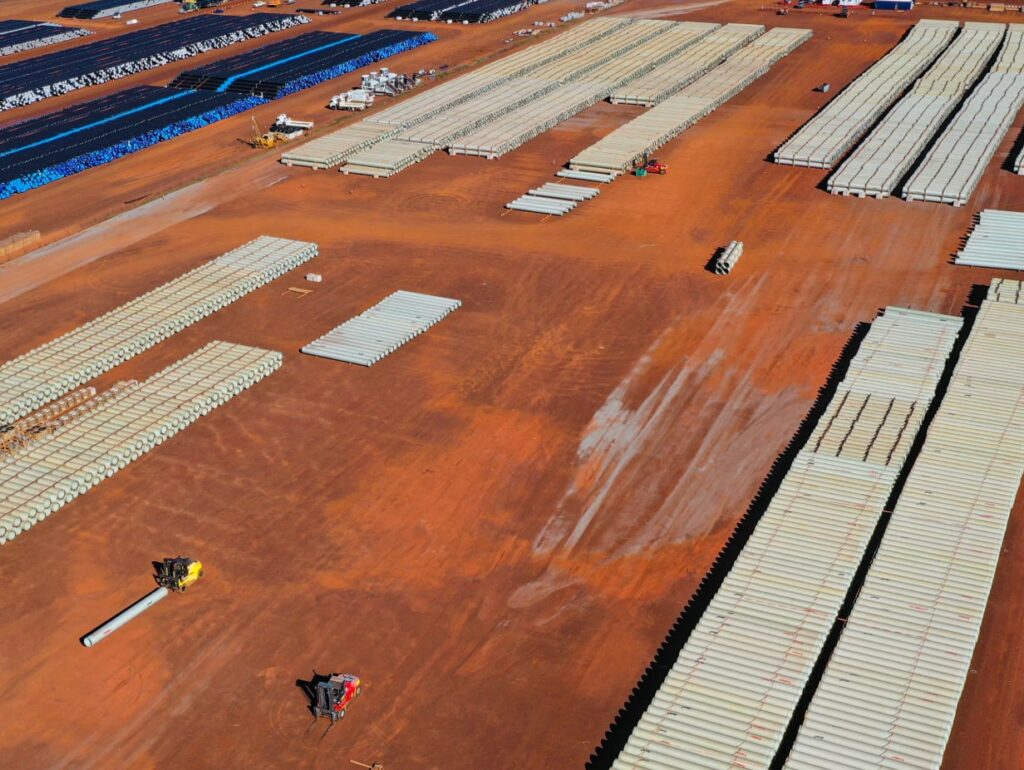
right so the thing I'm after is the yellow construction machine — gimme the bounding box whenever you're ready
[239,117,287,149]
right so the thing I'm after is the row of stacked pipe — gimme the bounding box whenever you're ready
[0,25,436,198]
[0,19,91,58]
[0,237,319,544]
[390,0,534,24]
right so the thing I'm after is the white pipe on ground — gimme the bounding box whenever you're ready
[81,586,169,647]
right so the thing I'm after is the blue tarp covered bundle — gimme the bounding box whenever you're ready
[391,0,532,22]
[170,29,437,99]
[0,86,263,199]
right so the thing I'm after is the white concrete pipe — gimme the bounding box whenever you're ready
[81,587,169,647]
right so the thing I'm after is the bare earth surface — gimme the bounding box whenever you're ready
[0,1,1022,768]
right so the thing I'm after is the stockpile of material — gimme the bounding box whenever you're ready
[0,13,307,112]
[170,29,436,100]
[447,21,719,159]
[0,20,90,57]
[391,0,533,23]
[341,138,435,177]
[609,23,761,106]
[0,236,316,425]
[774,19,958,168]
[955,209,1024,269]
[569,27,812,176]
[785,280,1024,770]
[713,240,743,274]
[280,17,686,170]
[302,290,461,366]
[0,342,282,545]
[904,24,1024,206]
[506,182,599,215]
[828,22,1005,198]
[59,0,171,19]
[611,306,963,770]
[0,86,263,199]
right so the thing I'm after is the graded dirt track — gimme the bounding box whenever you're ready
[0,1,1023,768]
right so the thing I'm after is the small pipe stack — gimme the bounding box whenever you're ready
[713,240,743,275]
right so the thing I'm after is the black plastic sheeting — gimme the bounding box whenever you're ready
[0,86,261,199]
[170,29,436,99]
[390,0,533,22]
[0,13,306,110]
[0,21,90,56]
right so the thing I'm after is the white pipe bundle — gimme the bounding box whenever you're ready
[955,209,1024,269]
[506,194,576,215]
[0,341,282,544]
[0,16,307,111]
[528,182,599,201]
[302,290,461,366]
[0,236,317,425]
[713,240,743,274]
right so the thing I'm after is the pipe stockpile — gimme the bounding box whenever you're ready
[391,0,534,23]
[59,0,171,19]
[169,29,436,100]
[609,23,762,107]
[529,182,599,201]
[0,236,317,425]
[557,168,614,183]
[570,27,811,176]
[302,290,461,366]
[713,240,743,274]
[0,86,264,200]
[828,22,1005,199]
[904,24,1024,206]
[0,20,91,57]
[506,194,576,215]
[611,306,963,770]
[279,18,635,169]
[0,14,307,112]
[784,281,1024,770]
[955,209,1024,269]
[774,19,959,168]
[341,138,435,176]
[0,342,283,545]
[990,276,1024,303]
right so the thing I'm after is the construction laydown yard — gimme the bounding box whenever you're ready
[0,0,1023,769]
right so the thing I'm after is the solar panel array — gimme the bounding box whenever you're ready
[774,20,958,169]
[569,27,811,175]
[903,24,1024,206]
[0,342,282,545]
[0,20,90,57]
[785,280,1024,770]
[611,306,963,770]
[0,236,317,425]
[827,22,1005,199]
[0,13,307,111]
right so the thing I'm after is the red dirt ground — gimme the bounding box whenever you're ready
[0,1,1022,768]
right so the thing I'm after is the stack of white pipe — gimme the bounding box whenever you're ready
[302,290,460,366]
[528,182,599,201]
[506,194,576,215]
[0,342,282,544]
[773,19,959,168]
[955,209,1024,269]
[904,23,1024,206]
[713,240,743,274]
[556,168,615,183]
[0,236,317,425]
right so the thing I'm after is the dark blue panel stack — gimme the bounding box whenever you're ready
[0,13,307,111]
[390,0,533,22]
[169,29,437,99]
[58,0,171,20]
[0,85,262,199]
[0,20,91,56]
